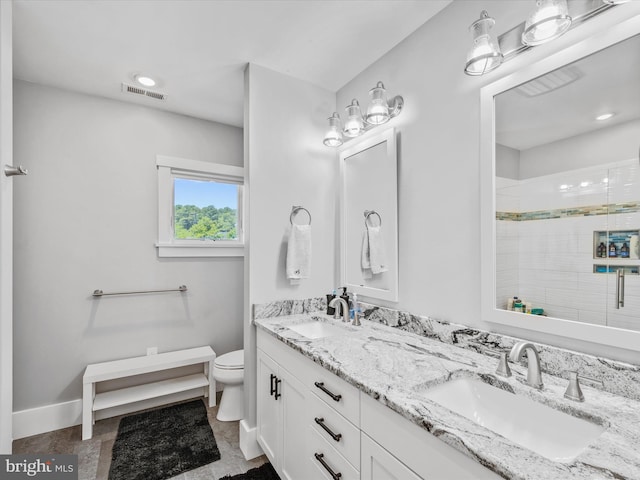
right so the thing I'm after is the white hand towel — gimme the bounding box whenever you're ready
[361,230,373,279]
[366,225,388,275]
[286,224,312,279]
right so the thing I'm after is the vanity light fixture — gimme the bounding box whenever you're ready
[522,0,572,46]
[323,82,404,146]
[596,112,615,121]
[464,0,624,76]
[465,11,503,76]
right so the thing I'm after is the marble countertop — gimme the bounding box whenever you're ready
[254,313,640,480]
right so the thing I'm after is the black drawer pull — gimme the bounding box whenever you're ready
[314,453,342,480]
[315,417,342,442]
[314,382,342,402]
[270,374,276,396]
[274,377,282,400]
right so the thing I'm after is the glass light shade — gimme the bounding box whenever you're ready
[365,82,390,125]
[343,99,365,137]
[522,0,572,46]
[464,11,503,76]
[323,113,343,147]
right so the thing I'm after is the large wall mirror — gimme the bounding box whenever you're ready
[340,128,398,302]
[481,15,640,353]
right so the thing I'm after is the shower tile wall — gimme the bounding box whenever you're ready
[496,159,640,331]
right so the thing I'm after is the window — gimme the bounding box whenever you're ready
[156,155,244,257]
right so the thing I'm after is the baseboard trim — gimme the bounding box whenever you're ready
[13,399,82,440]
[13,388,216,440]
[239,419,263,460]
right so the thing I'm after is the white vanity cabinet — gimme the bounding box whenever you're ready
[256,348,309,480]
[256,328,502,480]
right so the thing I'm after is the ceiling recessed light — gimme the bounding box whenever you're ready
[596,113,615,121]
[135,75,156,87]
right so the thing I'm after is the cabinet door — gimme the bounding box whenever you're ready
[256,349,281,467]
[280,368,310,480]
[361,433,422,480]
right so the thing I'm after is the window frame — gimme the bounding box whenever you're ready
[156,155,244,258]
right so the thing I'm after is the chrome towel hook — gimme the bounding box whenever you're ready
[4,165,28,177]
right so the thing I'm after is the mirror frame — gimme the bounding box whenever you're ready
[480,14,640,353]
[340,128,398,302]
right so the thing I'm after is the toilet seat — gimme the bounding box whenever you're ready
[214,349,243,370]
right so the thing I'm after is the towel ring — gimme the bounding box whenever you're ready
[290,205,312,226]
[364,210,382,227]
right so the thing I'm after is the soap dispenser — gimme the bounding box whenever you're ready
[326,289,337,315]
[339,287,349,316]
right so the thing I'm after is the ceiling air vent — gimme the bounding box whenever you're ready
[121,82,167,101]
[514,66,583,97]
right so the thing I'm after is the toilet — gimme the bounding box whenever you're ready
[212,349,244,421]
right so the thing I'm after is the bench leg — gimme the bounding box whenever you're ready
[206,359,216,407]
[82,382,94,440]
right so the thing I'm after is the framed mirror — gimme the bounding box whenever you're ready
[340,128,398,302]
[481,15,640,352]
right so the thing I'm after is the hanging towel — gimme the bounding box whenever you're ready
[361,224,388,275]
[286,224,312,279]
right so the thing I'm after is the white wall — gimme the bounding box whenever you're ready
[13,81,244,411]
[496,144,519,180]
[520,119,640,179]
[336,1,640,357]
[244,64,336,427]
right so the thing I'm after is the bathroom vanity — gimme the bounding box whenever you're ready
[254,313,640,479]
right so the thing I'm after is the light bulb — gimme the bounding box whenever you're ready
[465,11,503,76]
[343,99,365,137]
[522,0,572,46]
[323,113,344,147]
[366,82,390,125]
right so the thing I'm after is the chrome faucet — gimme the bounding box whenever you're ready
[329,297,349,323]
[509,342,543,389]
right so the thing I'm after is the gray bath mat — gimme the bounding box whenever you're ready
[108,399,220,480]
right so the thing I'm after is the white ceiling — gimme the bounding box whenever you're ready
[12,0,451,128]
[496,33,640,151]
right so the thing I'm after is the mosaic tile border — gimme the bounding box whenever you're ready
[253,297,640,401]
[497,201,640,221]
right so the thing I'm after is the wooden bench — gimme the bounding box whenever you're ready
[82,346,215,440]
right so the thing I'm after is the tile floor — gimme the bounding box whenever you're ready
[12,395,269,480]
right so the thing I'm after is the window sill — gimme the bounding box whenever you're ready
[156,243,244,258]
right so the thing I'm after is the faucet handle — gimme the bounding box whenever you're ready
[495,351,512,378]
[467,341,512,378]
[563,371,604,402]
[563,371,584,402]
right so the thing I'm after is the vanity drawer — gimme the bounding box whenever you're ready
[308,390,360,469]
[307,426,359,480]
[304,358,360,426]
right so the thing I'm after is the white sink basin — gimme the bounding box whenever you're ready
[424,378,605,462]
[287,321,345,339]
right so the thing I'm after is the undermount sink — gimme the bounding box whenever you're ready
[287,320,345,339]
[424,377,605,462]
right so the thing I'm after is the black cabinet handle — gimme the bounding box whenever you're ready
[274,377,282,400]
[314,453,342,480]
[270,374,276,396]
[314,417,342,442]
[314,382,342,402]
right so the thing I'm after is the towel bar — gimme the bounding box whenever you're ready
[92,285,187,297]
